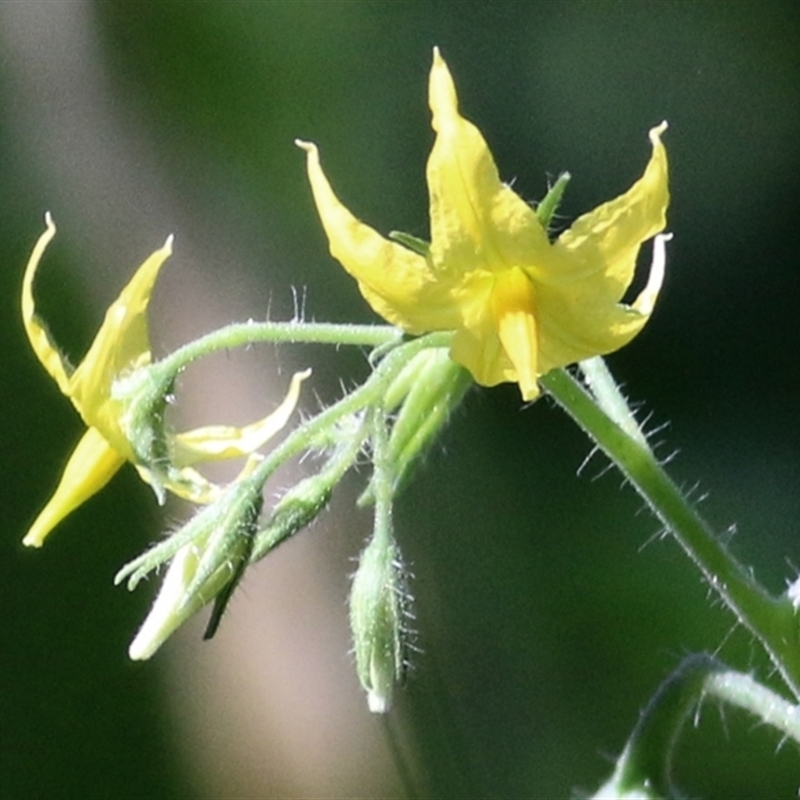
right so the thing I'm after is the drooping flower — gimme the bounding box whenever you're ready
[297,48,669,401]
[22,214,306,547]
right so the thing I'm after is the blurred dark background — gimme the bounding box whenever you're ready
[2,1,799,797]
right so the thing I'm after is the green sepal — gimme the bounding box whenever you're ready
[536,171,570,230]
[359,348,470,506]
[113,365,175,504]
[389,230,431,256]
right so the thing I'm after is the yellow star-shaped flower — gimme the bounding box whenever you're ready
[22,214,306,547]
[297,48,669,401]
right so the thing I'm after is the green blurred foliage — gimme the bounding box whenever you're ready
[2,1,799,797]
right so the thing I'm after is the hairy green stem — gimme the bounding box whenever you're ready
[242,331,454,551]
[156,320,403,376]
[593,654,800,798]
[578,356,650,450]
[369,405,394,551]
[704,668,800,742]
[541,367,800,699]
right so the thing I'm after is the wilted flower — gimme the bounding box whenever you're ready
[22,214,306,546]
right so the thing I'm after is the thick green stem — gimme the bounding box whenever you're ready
[541,367,800,699]
[578,356,650,450]
[593,654,800,799]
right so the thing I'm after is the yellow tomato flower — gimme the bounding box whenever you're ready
[22,214,307,547]
[297,48,669,401]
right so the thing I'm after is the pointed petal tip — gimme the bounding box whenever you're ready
[428,45,459,127]
[43,211,56,231]
[294,139,316,154]
[127,635,154,661]
[21,531,45,548]
[649,121,668,143]
[20,503,61,550]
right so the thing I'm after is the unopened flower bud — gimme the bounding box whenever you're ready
[251,421,365,563]
[127,475,263,660]
[251,476,332,563]
[349,533,410,713]
[360,347,470,505]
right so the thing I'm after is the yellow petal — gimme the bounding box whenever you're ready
[448,271,512,389]
[21,213,72,394]
[427,48,551,275]
[69,235,173,436]
[171,369,311,467]
[549,122,669,301]
[296,139,460,333]
[299,50,669,401]
[533,230,671,374]
[23,426,125,547]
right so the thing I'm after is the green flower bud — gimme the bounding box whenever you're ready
[126,474,263,660]
[250,476,332,563]
[349,533,410,713]
[250,422,365,563]
[360,347,470,505]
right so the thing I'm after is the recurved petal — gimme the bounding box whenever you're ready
[427,48,550,275]
[551,122,669,300]
[532,234,670,376]
[296,139,460,333]
[170,369,311,467]
[23,426,125,547]
[22,213,72,394]
[69,235,173,421]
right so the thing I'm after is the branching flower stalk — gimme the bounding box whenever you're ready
[19,45,800,792]
[115,329,457,662]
